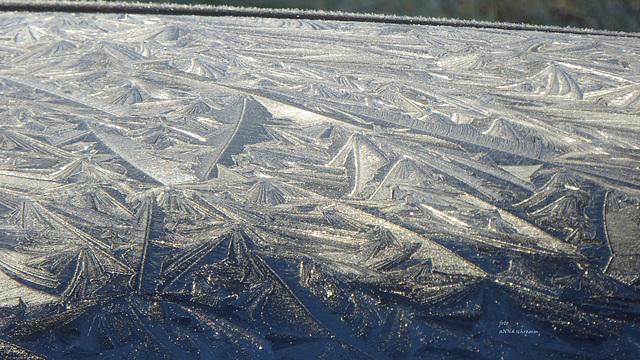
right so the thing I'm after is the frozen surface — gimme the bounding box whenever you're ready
[0,11,639,359]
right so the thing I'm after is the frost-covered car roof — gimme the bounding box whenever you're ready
[0,2,639,359]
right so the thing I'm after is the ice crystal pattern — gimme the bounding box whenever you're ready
[0,12,639,359]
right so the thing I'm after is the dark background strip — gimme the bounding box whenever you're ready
[0,0,639,38]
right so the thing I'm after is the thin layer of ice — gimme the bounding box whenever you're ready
[0,10,639,359]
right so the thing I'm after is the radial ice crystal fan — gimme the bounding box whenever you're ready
[0,5,639,360]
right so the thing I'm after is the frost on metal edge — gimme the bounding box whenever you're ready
[0,12,639,359]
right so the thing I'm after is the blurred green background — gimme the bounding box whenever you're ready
[145,0,640,32]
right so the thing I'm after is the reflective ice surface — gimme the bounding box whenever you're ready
[0,11,639,359]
